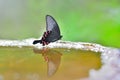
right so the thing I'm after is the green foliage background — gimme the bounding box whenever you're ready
[0,0,120,47]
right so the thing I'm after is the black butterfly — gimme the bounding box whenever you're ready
[33,15,62,46]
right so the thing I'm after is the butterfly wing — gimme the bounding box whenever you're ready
[45,15,62,42]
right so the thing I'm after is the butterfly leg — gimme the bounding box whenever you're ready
[42,41,46,46]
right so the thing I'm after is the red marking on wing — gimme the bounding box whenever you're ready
[41,30,52,46]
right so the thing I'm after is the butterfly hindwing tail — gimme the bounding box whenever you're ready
[33,40,42,44]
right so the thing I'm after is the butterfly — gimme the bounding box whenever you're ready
[33,15,62,46]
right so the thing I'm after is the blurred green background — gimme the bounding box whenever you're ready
[0,0,120,47]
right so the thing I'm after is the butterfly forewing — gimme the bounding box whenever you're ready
[46,15,59,31]
[45,15,62,42]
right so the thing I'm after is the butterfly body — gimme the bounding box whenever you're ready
[33,15,62,46]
